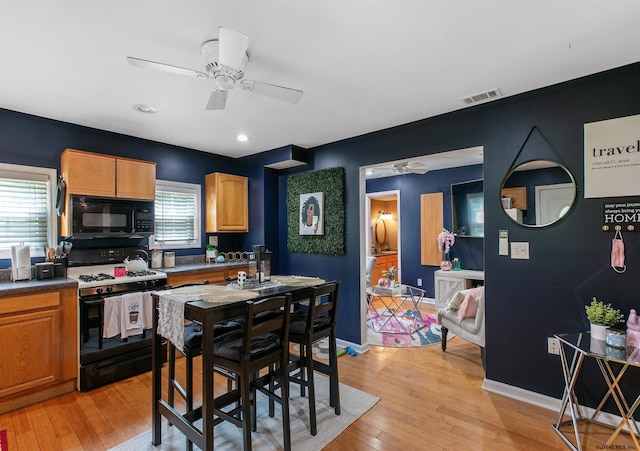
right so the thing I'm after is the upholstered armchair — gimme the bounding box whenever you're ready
[437,286,485,352]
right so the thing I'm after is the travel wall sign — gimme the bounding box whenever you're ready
[584,113,640,198]
[601,201,640,232]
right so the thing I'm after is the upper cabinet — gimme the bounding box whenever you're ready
[205,172,248,232]
[61,148,156,199]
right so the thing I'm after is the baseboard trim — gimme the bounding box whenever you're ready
[337,338,368,355]
[482,378,630,431]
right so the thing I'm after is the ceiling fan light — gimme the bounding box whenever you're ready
[214,74,234,90]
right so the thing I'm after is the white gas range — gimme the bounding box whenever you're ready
[67,264,167,298]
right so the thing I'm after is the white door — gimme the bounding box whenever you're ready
[535,183,575,225]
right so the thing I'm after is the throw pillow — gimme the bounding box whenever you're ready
[447,290,466,310]
[456,287,483,321]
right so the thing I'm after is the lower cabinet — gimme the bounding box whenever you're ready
[371,254,398,284]
[167,265,248,287]
[0,286,78,414]
[434,269,484,310]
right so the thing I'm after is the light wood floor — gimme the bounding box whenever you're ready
[1,303,636,450]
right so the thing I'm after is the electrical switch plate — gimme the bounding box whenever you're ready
[208,236,218,246]
[510,242,530,259]
[417,278,422,286]
[548,337,560,355]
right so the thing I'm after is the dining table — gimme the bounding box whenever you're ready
[151,276,327,451]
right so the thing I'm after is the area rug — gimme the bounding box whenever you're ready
[0,429,7,451]
[109,375,379,450]
[367,308,452,347]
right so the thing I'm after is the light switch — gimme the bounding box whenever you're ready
[511,242,530,259]
[499,230,509,256]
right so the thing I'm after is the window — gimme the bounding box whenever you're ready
[0,163,57,258]
[150,180,201,249]
[467,192,484,237]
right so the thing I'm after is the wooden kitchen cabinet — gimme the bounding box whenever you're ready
[0,286,78,414]
[371,253,398,284]
[167,265,248,286]
[205,172,248,232]
[61,148,156,199]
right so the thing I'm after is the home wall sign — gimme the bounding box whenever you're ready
[584,113,640,198]
[601,201,640,232]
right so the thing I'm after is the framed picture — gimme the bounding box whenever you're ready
[299,192,324,235]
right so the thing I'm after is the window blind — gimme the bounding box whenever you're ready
[154,190,197,243]
[0,178,49,250]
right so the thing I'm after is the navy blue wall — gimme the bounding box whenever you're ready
[0,109,246,259]
[265,62,640,407]
[3,62,640,408]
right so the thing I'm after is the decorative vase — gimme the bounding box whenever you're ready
[440,252,452,271]
[590,323,608,341]
[378,278,390,288]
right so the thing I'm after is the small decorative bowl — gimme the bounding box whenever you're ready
[606,328,627,349]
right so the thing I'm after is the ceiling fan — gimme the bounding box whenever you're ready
[368,161,429,178]
[126,27,303,110]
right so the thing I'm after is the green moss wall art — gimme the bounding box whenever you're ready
[287,167,345,255]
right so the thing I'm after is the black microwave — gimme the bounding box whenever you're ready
[69,195,154,237]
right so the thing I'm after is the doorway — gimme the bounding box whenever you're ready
[366,190,401,283]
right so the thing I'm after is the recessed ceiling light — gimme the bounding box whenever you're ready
[132,104,157,114]
[237,134,249,142]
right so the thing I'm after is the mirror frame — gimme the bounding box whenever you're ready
[375,218,387,246]
[500,159,577,228]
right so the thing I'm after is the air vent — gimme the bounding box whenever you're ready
[462,88,502,105]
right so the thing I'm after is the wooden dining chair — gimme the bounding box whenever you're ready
[212,293,293,451]
[167,320,241,451]
[286,281,341,436]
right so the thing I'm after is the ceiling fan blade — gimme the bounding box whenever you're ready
[240,80,303,104]
[218,27,249,71]
[127,56,209,79]
[206,89,228,110]
[408,167,429,174]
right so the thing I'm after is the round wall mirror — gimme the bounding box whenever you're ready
[500,159,576,227]
[375,218,387,246]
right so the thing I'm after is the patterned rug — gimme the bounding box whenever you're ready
[367,308,450,347]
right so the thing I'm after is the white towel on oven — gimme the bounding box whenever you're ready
[143,292,154,330]
[103,295,122,339]
[121,292,144,338]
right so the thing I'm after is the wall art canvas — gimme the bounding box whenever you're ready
[299,192,324,235]
[584,113,640,198]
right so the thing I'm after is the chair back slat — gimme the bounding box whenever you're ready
[305,281,339,330]
[242,294,291,356]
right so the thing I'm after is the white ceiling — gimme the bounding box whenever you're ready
[1,1,640,160]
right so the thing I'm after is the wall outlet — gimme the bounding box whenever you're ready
[547,337,560,355]
[208,236,218,247]
[417,278,422,286]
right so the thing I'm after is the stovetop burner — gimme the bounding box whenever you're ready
[126,269,157,277]
[79,273,116,282]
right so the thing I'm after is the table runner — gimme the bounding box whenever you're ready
[157,276,326,350]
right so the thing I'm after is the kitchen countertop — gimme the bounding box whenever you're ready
[0,261,248,297]
[0,277,78,297]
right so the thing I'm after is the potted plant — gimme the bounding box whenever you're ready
[205,244,218,262]
[377,265,397,288]
[585,297,624,340]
